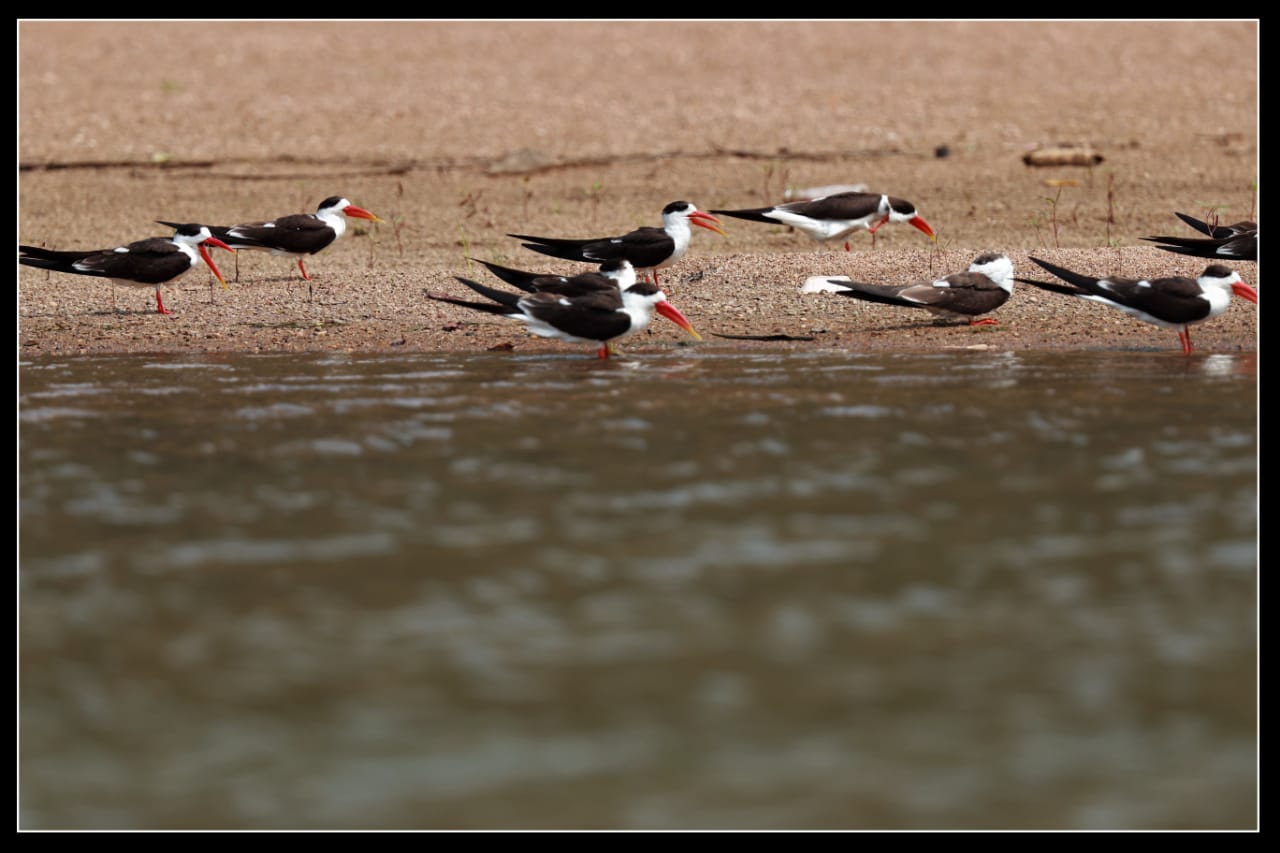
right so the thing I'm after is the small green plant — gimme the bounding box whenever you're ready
[1191,200,1230,231]
[457,222,472,266]
[587,181,604,225]
[380,210,408,257]
[1040,186,1065,248]
[1105,172,1116,246]
[925,237,946,277]
[761,159,788,202]
[1027,214,1045,250]
[521,176,533,221]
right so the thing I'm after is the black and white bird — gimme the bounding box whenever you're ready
[1142,211,1257,261]
[19,223,233,315]
[508,201,726,286]
[472,257,636,298]
[425,262,701,360]
[712,191,936,251]
[1016,256,1258,354]
[157,195,381,295]
[802,252,1014,326]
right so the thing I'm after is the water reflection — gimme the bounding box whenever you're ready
[19,350,1257,830]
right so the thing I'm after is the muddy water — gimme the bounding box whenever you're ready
[18,349,1258,830]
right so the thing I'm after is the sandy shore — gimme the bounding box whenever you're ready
[18,20,1258,359]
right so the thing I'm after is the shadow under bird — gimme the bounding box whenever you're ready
[425,259,701,360]
[1142,211,1257,262]
[157,195,382,296]
[712,190,936,251]
[1015,256,1257,355]
[508,201,726,287]
[19,223,233,315]
[803,252,1015,326]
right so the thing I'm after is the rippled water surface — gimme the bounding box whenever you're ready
[19,349,1258,830]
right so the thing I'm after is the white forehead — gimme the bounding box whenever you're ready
[969,254,1013,280]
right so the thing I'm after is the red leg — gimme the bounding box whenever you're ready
[294,260,316,302]
[596,345,610,360]
[1179,328,1193,355]
[154,288,173,315]
[969,317,999,326]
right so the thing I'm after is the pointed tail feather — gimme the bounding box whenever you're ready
[1013,276,1085,297]
[474,259,541,292]
[424,289,518,318]
[20,245,91,263]
[19,255,71,273]
[1027,256,1103,291]
[1142,234,1216,249]
[451,276,525,308]
[507,233,593,250]
[1173,212,1228,238]
[708,208,778,224]
[830,283,922,309]
[510,238,592,263]
[1141,234,1253,260]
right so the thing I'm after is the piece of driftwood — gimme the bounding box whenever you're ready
[1022,147,1105,167]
